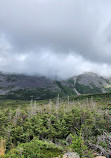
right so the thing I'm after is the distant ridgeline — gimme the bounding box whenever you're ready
[0,72,111,100]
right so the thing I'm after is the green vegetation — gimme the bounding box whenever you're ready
[70,130,87,158]
[0,93,111,157]
[0,88,59,100]
[55,81,76,95]
[4,139,62,158]
[75,82,102,94]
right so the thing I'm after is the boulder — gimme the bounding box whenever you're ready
[63,152,80,158]
[95,156,106,158]
[54,152,80,158]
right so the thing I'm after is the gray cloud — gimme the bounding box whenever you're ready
[0,0,111,79]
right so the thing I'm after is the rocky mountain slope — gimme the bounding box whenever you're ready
[71,72,111,94]
[0,72,111,100]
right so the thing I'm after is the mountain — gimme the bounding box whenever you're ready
[0,72,76,100]
[0,72,111,100]
[71,72,111,94]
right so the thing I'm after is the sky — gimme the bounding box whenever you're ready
[0,0,111,79]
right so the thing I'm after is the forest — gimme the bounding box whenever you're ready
[0,94,111,158]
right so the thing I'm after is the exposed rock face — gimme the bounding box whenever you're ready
[76,72,107,87]
[0,72,111,99]
[0,73,58,94]
[72,72,111,94]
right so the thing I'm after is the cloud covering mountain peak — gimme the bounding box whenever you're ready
[0,0,111,79]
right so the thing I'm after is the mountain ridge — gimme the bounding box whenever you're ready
[0,72,111,100]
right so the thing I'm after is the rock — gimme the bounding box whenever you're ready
[95,156,106,158]
[63,152,80,158]
[54,152,80,158]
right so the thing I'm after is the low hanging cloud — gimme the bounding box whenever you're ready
[0,0,111,79]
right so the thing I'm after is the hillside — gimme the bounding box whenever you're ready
[0,72,111,100]
[0,73,75,100]
[72,72,111,94]
[0,93,111,157]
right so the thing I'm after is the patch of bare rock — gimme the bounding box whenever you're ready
[95,156,106,158]
[54,152,80,158]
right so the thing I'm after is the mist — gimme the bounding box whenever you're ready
[0,0,111,79]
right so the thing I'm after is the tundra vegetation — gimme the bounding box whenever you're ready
[0,93,111,158]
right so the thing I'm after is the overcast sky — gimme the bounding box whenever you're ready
[0,0,111,79]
